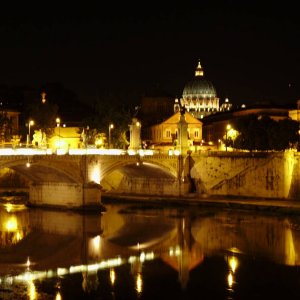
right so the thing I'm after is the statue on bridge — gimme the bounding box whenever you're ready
[128,118,141,150]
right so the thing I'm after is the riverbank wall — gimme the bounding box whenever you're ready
[103,151,300,201]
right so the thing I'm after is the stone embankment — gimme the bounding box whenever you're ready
[102,192,300,215]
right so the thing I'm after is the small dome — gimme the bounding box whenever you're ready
[182,60,217,99]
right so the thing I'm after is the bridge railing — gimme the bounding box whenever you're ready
[0,147,170,156]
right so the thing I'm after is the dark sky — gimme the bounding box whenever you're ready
[0,1,300,107]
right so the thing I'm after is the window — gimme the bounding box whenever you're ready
[166,130,171,138]
[194,130,199,138]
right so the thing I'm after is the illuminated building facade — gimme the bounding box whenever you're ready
[149,111,202,152]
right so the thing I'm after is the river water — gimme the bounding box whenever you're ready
[0,200,300,299]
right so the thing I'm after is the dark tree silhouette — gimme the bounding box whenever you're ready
[233,114,299,151]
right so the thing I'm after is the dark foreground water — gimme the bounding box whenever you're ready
[1,200,300,299]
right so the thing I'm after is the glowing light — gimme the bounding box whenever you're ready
[4,203,27,213]
[0,148,52,156]
[68,149,126,155]
[28,280,37,300]
[174,150,180,156]
[110,268,116,285]
[6,216,18,231]
[139,252,146,263]
[228,256,238,273]
[128,149,137,155]
[5,203,13,212]
[227,272,233,288]
[136,273,143,294]
[90,166,101,184]
[27,257,31,268]
[55,291,62,300]
[57,268,68,276]
[41,92,47,104]
[175,245,181,256]
[26,161,31,168]
[91,235,101,253]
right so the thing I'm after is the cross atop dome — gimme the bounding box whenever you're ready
[195,60,204,77]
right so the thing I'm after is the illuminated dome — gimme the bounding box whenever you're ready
[180,60,219,119]
[183,79,217,99]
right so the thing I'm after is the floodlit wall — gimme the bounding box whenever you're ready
[190,151,300,200]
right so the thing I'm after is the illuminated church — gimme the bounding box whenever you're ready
[175,60,220,119]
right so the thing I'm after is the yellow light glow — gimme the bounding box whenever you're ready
[55,139,66,149]
[90,166,101,184]
[228,256,238,273]
[136,273,143,294]
[110,268,116,285]
[174,150,180,156]
[26,162,31,168]
[55,291,62,300]
[27,257,31,268]
[29,120,34,126]
[5,203,13,213]
[226,124,231,130]
[127,149,137,155]
[28,280,36,300]
[139,252,145,263]
[6,216,18,231]
[56,148,68,155]
[92,235,101,253]
[227,272,233,288]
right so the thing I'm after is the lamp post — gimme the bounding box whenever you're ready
[27,120,34,147]
[225,124,231,152]
[297,100,300,151]
[56,117,60,150]
[108,123,114,149]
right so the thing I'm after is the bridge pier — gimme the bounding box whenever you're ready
[29,182,102,209]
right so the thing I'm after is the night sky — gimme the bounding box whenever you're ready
[0,1,300,108]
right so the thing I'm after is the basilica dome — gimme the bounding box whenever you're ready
[180,60,219,118]
[182,78,217,99]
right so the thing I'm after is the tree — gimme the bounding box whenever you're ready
[233,114,299,151]
[82,96,134,149]
[25,100,58,136]
[0,112,13,143]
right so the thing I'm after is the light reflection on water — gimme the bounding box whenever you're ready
[0,202,300,299]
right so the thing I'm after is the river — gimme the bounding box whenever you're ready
[0,199,300,299]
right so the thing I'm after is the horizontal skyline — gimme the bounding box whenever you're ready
[0,1,299,107]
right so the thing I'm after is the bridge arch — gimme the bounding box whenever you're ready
[99,156,178,181]
[0,157,82,185]
[99,158,178,195]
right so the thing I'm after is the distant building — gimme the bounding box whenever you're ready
[32,126,81,151]
[219,98,233,112]
[148,111,202,152]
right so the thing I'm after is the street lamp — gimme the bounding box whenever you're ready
[56,118,61,150]
[225,124,231,152]
[108,124,114,149]
[27,120,34,147]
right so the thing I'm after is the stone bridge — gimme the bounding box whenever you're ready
[0,150,299,208]
[0,153,186,208]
